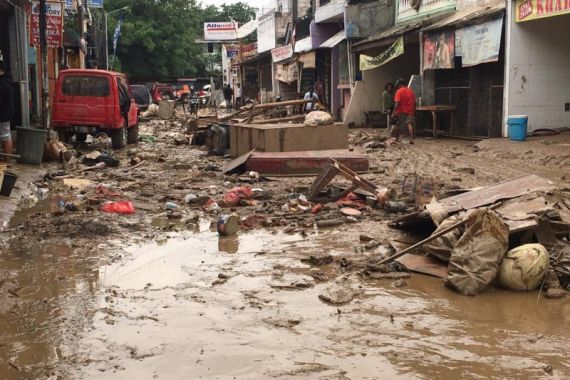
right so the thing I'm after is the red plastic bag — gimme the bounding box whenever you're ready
[222,186,253,207]
[336,192,367,210]
[101,201,135,215]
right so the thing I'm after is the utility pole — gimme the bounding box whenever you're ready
[39,0,49,129]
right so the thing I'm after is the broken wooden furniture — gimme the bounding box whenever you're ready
[416,105,456,138]
[229,122,348,157]
[308,159,376,202]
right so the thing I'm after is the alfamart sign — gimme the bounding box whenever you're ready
[204,22,239,41]
[516,0,570,21]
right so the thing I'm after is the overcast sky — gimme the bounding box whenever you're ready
[199,0,273,13]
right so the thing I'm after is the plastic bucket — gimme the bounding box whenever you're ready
[0,172,18,197]
[16,127,48,165]
[507,115,528,141]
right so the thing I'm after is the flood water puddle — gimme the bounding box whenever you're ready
[1,223,570,379]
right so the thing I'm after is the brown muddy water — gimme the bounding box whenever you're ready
[1,220,570,379]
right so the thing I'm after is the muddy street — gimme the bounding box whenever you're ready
[0,121,569,379]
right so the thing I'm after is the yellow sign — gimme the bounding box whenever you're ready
[515,0,570,22]
[359,37,404,71]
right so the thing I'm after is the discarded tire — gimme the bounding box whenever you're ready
[499,244,549,291]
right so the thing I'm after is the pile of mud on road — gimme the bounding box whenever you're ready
[4,113,570,300]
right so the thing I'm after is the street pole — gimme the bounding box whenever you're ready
[104,7,127,71]
[39,0,49,129]
[104,11,108,69]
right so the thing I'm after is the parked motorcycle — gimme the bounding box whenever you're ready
[188,94,199,114]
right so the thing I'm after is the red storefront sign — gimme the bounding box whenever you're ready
[30,1,63,48]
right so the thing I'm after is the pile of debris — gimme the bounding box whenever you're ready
[387,174,570,298]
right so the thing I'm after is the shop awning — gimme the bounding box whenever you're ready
[294,36,313,53]
[353,22,421,52]
[320,30,345,48]
[236,19,257,39]
[422,1,505,31]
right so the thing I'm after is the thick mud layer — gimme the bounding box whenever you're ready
[2,223,565,379]
[1,127,569,378]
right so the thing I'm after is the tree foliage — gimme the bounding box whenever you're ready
[104,0,258,82]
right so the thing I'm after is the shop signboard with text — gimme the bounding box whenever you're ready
[203,22,239,41]
[516,0,570,21]
[30,1,64,48]
[271,44,293,63]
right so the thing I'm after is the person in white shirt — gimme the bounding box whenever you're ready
[303,88,319,113]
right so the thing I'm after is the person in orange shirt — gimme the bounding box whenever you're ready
[391,78,416,144]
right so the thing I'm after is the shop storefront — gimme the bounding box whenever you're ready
[421,2,506,137]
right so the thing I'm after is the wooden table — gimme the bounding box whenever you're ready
[416,105,456,137]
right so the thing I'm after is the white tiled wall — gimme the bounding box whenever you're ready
[507,14,570,130]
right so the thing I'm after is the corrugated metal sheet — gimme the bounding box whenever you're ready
[423,2,505,31]
[320,30,345,48]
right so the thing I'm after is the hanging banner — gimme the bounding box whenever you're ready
[423,30,455,70]
[275,62,299,84]
[456,17,503,67]
[516,0,570,21]
[271,44,293,63]
[30,1,64,48]
[359,36,404,71]
[204,22,239,41]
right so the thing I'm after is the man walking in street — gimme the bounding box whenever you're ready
[392,78,416,144]
[223,84,234,111]
[0,61,14,157]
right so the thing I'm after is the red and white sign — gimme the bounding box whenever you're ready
[271,44,293,63]
[30,1,63,48]
[203,22,239,41]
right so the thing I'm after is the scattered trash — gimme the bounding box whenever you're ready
[222,186,253,207]
[304,111,334,126]
[217,214,240,236]
[101,201,136,215]
[499,244,549,291]
[444,209,509,296]
[165,202,178,210]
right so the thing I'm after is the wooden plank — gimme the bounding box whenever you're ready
[396,253,448,278]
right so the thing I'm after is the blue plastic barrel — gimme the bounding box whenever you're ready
[507,115,528,141]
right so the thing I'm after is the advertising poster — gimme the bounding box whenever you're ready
[423,30,455,70]
[456,17,503,67]
[30,1,64,48]
[203,22,239,41]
